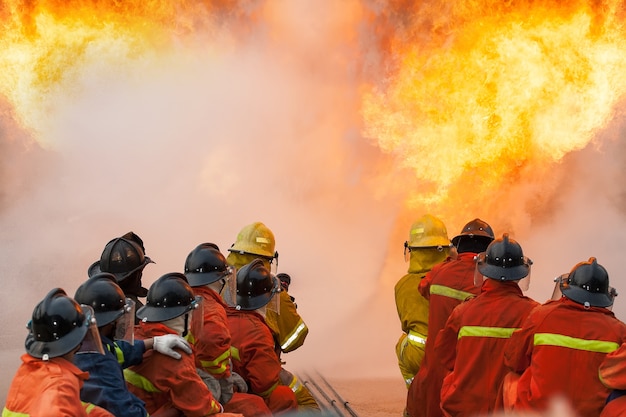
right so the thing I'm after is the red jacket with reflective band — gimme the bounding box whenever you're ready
[125,322,222,416]
[191,285,232,378]
[505,297,626,416]
[409,253,481,417]
[437,279,539,417]
[226,307,297,413]
[3,354,113,417]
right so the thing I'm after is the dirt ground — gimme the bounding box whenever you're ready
[310,376,407,417]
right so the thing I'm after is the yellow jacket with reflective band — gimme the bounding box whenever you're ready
[266,290,309,353]
[395,247,449,336]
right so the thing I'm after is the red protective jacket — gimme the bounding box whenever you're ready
[191,285,273,417]
[226,307,298,414]
[437,279,539,417]
[408,253,481,417]
[3,354,113,417]
[505,297,626,417]
[192,286,232,378]
[124,322,222,416]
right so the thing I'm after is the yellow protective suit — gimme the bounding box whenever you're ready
[395,247,450,388]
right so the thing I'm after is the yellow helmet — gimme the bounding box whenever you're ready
[228,222,277,259]
[405,214,450,249]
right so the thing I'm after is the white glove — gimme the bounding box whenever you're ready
[152,334,192,360]
[197,368,221,400]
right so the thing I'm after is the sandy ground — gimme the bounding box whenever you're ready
[306,376,407,417]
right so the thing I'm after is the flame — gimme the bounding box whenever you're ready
[361,1,626,230]
[0,0,254,144]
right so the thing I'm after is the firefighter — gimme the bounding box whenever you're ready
[226,259,298,414]
[89,233,154,311]
[124,273,242,417]
[407,218,495,417]
[3,288,114,417]
[395,214,452,390]
[74,273,193,417]
[503,257,626,417]
[226,221,318,412]
[436,233,538,417]
[184,243,273,417]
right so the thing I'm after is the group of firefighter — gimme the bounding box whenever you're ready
[395,215,626,417]
[3,222,319,417]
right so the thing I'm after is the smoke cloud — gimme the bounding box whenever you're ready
[2,0,626,406]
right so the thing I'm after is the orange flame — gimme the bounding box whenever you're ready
[361,1,626,231]
[0,0,255,143]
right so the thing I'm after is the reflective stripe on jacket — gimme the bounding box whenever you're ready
[266,290,309,353]
[3,354,113,417]
[437,280,539,417]
[191,285,232,378]
[125,322,222,416]
[505,297,626,417]
[227,307,297,414]
[408,254,480,417]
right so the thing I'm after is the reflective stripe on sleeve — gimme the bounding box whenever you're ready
[458,326,518,339]
[199,349,231,375]
[123,369,162,393]
[430,284,474,301]
[534,333,620,353]
[407,330,427,346]
[281,321,307,351]
[2,408,29,416]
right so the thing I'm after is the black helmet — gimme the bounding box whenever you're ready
[236,259,279,311]
[137,273,199,322]
[561,257,613,307]
[451,218,495,247]
[88,237,154,282]
[477,233,531,281]
[277,273,291,291]
[74,273,127,327]
[184,243,232,287]
[25,288,91,359]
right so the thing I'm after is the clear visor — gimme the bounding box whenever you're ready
[114,298,135,345]
[189,296,204,339]
[473,253,486,287]
[518,268,531,292]
[551,274,567,301]
[267,277,281,315]
[77,305,105,355]
[221,266,237,307]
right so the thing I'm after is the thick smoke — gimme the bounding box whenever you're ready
[1,0,626,407]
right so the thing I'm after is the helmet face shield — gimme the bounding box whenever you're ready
[473,253,486,287]
[221,266,237,307]
[76,305,105,356]
[113,298,135,344]
[189,296,204,339]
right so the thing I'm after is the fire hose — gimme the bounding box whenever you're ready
[298,372,359,417]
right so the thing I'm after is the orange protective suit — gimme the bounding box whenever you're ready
[191,285,272,417]
[3,353,113,417]
[600,342,626,417]
[436,280,539,417]
[504,297,626,417]
[407,253,480,417]
[124,322,222,417]
[226,307,298,414]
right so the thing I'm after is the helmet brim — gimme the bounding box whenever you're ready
[186,270,230,287]
[236,293,273,311]
[89,257,154,282]
[478,263,529,281]
[25,319,88,359]
[561,286,613,308]
[451,234,493,247]
[136,303,189,323]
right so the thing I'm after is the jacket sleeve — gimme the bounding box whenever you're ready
[435,307,462,373]
[34,375,92,417]
[419,270,434,299]
[241,325,283,398]
[166,355,222,417]
[600,342,626,390]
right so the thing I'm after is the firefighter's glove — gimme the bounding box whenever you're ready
[197,368,221,400]
[153,334,192,360]
[230,372,248,393]
[218,376,234,404]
